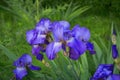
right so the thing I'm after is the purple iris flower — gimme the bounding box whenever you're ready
[71,25,95,54]
[111,29,119,59]
[26,18,52,45]
[91,64,120,80]
[46,21,87,60]
[71,25,90,41]
[67,38,86,60]
[91,64,114,80]
[26,18,52,60]
[26,18,95,60]
[46,21,70,60]
[13,54,40,80]
[32,44,43,61]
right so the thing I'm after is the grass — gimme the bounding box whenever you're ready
[0,0,120,80]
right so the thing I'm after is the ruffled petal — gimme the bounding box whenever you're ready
[46,42,62,60]
[13,67,27,80]
[26,29,46,45]
[63,30,72,41]
[32,45,41,56]
[31,31,46,44]
[91,64,114,80]
[86,42,96,54]
[13,54,32,67]
[26,29,35,44]
[72,25,90,41]
[67,38,86,60]
[112,45,119,59]
[21,54,32,66]
[107,74,120,80]
[52,22,64,41]
[69,47,81,60]
[59,21,70,30]
[36,18,52,34]
[29,65,41,70]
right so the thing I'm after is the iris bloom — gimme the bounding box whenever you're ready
[71,25,96,54]
[46,21,73,60]
[26,18,52,60]
[46,21,95,60]
[111,29,119,59]
[91,64,120,80]
[26,18,95,60]
[13,54,40,80]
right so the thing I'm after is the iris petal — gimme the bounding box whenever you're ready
[29,65,41,70]
[31,31,46,44]
[21,54,32,65]
[67,38,86,60]
[32,45,41,56]
[36,53,43,61]
[69,47,81,60]
[13,67,27,80]
[52,22,64,41]
[26,30,46,45]
[36,18,52,33]
[26,29,35,44]
[107,74,120,80]
[59,21,70,30]
[91,64,114,80]
[86,42,96,54]
[14,54,32,67]
[112,45,119,59]
[46,42,62,60]
[72,25,90,41]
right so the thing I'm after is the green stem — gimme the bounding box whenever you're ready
[69,60,79,80]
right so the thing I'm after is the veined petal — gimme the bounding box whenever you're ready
[29,65,41,70]
[26,29,46,45]
[52,22,64,41]
[26,29,35,44]
[112,45,119,59]
[32,45,41,56]
[13,67,27,80]
[63,30,72,41]
[31,31,46,44]
[67,38,86,60]
[36,18,52,33]
[86,42,96,54]
[91,64,114,80]
[72,25,90,41]
[21,54,32,66]
[13,54,32,67]
[69,47,81,60]
[107,74,120,80]
[46,42,62,60]
[59,21,70,30]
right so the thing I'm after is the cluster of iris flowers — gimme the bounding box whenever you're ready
[13,18,120,80]
[26,18,95,61]
[13,18,95,80]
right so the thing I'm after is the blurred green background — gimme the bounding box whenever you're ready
[0,0,120,80]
